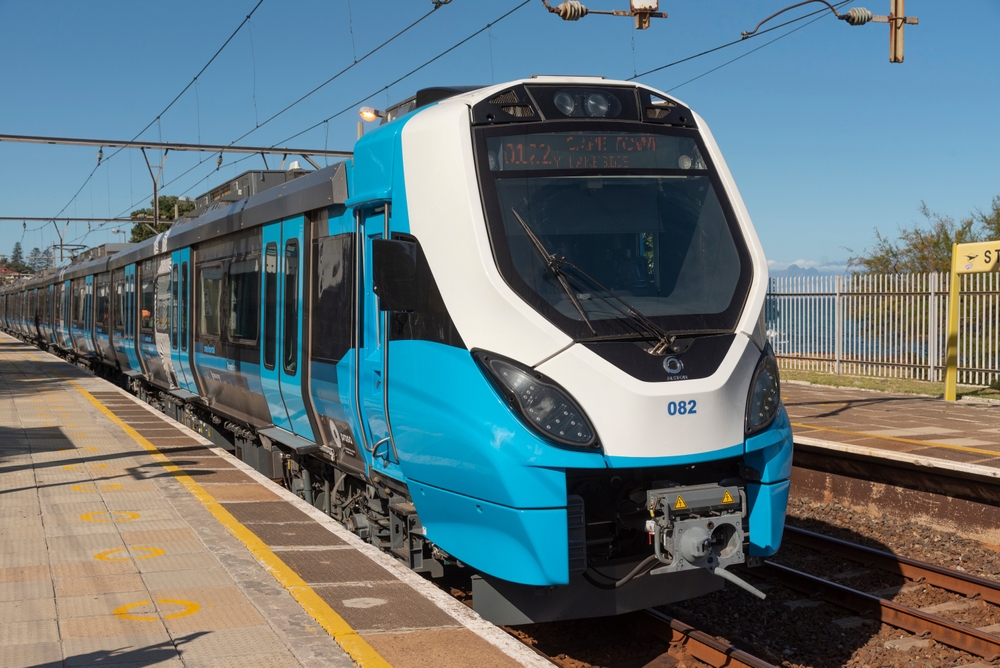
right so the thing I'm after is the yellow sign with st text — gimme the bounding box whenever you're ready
[955,240,1000,274]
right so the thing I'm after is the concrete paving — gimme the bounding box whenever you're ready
[783,381,1000,469]
[0,333,545,668]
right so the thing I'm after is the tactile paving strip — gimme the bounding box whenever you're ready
[221,501,315,524]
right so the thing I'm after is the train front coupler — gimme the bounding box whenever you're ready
[645,482,766,599]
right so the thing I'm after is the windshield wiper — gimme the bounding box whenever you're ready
[510,207,678,355]
[509,208,596,335]
[555,256,677,355]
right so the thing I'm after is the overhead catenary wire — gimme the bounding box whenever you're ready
[47,0,267,223]
[629,0,853,80]
[100,0,532,227]
[70,0,834,251]
[79,0,455,237]
[276,0,532,146]
[222,2,448,149]
[663,1,855,92]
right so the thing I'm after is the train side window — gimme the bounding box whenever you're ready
[312,234,354,364]
[181,262,188,351]
[113,275,123,329]
[283,239,299,375]
[171,265,178,349]
[199,265,224,338]
[96,276,110,332]
[263,243,277,368]
[73,281,85,327]
[140,275,155,331]
[155,272,171,334]
[228,256,260,344]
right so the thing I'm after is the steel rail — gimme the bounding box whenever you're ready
[786,526,1000,606]
[760,561,1000,660]
[641,609,776,668]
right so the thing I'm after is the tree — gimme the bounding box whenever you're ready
[26,247,48,273]
[7,242,30,273]
[130,195,196,243]
[972,195,1000,241]
[848,197,1000,273]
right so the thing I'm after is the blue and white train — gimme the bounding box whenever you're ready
[1,76,792,623]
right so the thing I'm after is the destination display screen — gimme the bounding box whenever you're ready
[486,131,705,172]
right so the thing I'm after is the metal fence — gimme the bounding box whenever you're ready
[767,272,1000,386]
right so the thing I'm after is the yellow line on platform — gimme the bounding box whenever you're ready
[71,379,392,668]
[792,422,1000,458]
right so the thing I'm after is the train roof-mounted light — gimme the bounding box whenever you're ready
[359,107,383,122]
[585,93,610,117]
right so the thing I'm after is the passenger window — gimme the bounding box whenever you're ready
[283,239,299,375]
[199,266,224,338]
[263,243,277,369]
[228,257,260,343]
[181,262,188,351]
[171,265,178,349]
[73,282,85,326]
[140,276,155,331]
[312,234,354,364]
[113,272,124,330]
[155,273,171,334]
[96,278,110,332]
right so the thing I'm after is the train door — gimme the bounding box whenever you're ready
[259,217,315,440]
[355,206,400,472]
[170,248,197,393]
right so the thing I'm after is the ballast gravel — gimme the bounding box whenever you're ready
[660,498,1000,668]
[502,497,1000,667]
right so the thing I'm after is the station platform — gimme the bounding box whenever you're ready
[0,333,546,668]
[783,380,1000,471]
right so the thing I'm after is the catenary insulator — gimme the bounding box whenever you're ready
[841,7,873,26]
[551,1,588,21]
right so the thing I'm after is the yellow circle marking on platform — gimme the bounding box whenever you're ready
[62,464,83,471]
[67,380,393,668]
[80,511,141,523]
[114,599,200,621]
[88,463,108,470]
[71,483,123,493]
[94,546,165,562]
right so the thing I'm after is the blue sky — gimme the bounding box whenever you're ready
[1,1,997,271]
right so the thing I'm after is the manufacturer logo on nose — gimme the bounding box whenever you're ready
[663,356,684,375]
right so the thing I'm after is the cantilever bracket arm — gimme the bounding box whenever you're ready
[140,147,170,231]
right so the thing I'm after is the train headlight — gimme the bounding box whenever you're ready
[474,350,599,448]
[745,344,780,435]
[585,93,610,117]
[554,92,576,116]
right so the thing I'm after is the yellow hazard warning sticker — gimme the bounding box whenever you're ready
[722,490,735,504]
[673,496,688,510]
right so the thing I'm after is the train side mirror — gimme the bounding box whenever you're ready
[371,238,429,312]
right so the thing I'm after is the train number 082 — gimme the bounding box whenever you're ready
[667,400,697,416]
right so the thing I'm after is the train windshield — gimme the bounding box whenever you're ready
[476,126,753,340]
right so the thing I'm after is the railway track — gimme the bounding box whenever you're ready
[503,609,776,668]
[755,525,1000,661]
[639,610,776,668]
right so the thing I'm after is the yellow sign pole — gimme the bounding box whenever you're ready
[944,239,1000,401]
[944,243,960,401]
